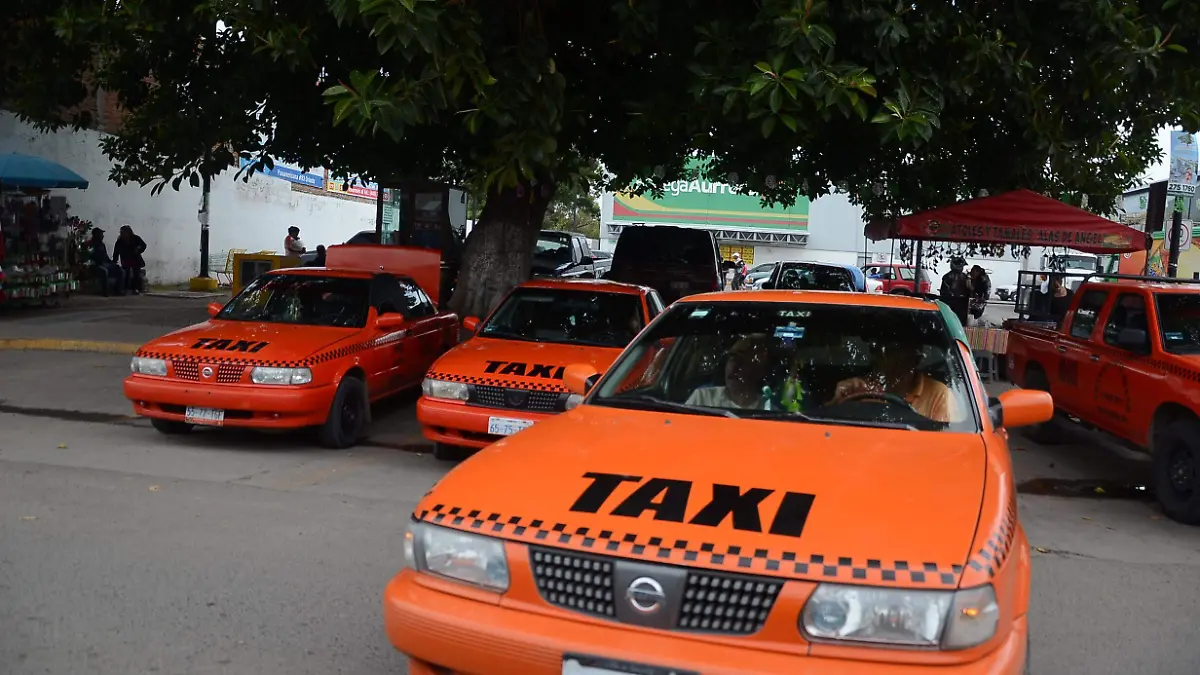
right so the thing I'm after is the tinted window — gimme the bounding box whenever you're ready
[774,263,855,292]
[1156,293,1200,354]
[1069,290,1108,339]
[613,228,715,267]
[534,232,573,265]
[479,289,646,348]
[219,274,369,328]
[592,301,976,432]
[398,278,437,318]
[1102,293,1149,350]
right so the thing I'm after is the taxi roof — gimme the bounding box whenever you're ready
[678,289,941,310]
[267,266,394,281]
[519,277,651,295]
[1083,279,1200,294]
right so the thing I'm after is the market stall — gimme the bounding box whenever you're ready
[865,189,1146,378]
[0,153,90,307]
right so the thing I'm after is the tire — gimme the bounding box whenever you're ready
[1153,418,1200,524]
[1021,366,1065,444]
[319,376,369,449]
[151,418,193,435]
[433,443,472,462]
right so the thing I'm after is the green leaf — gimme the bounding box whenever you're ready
[780,113,798,132]
[1164,0,1180,8]
[754,61,773,74]
[1167,43,1188,53]
[769,86,783,113]
[782,68,805,81]
[857,84,878,97]
[781,81,798,99]
[722,92,737,115]
[694,42,710,56]
[322,85,350,97]
[871,112,894,124]
[400,0,415,11]
[762,116,777,138]
[749,78,770,96]
[332,98,355,125]
[481,73,497,86]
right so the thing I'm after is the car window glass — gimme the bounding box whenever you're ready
[1102,293,1148,349]
[647,291,666,318]
[219,274,370,328]
[1155,293,1200,354]
[533,232,573,265]
[593,301,977,432]
[775,263,855,292]
[479,289,646,348]
[397,278,436,318]
[1069,290,1108,339]
[614,229,714,266]
[898,267,914,281]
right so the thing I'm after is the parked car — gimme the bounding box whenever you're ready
[862,263,934,295]
[741,261,777,288]
[532,230,600,279]
[299,230,377,265]
[605,225,724,303]
[759,261,865,292]
[590,249,613,278]
[995,284,1018,302]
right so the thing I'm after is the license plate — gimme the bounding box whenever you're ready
[563,654,697,675]
[185,407,225,426]
[487,416,534,436]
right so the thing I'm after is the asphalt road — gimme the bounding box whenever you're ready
[1,353,1199,674]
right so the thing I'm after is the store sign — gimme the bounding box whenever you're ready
[920,220,1137,250]
[326,173,379,200]
[611,158,808,231]
[237,158,324,189]
[1168,130,1199,196]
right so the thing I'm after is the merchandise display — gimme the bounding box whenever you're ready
[0,193,82,307]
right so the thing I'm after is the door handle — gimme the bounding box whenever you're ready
[1055,346,1067,353]
[1090,354,1101,362]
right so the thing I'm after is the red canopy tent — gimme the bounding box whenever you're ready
[865,189,1146,254]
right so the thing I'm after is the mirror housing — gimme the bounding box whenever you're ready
[990,389,1053,429]
[564,363,600,396]
[1117,327,1149,352]
[206,302,223,318]
[462,316,481,333]
[376,314,407,330]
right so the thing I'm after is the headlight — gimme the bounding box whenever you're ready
[130,357,167,376]
[250,366,312,385]
[421,378,469,401]
[801,583,998,650]
[408,521,509,591]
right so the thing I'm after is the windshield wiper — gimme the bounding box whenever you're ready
[741,409,918,431]
[598,394,740,418]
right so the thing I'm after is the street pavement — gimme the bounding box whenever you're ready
[2,297,1200,674]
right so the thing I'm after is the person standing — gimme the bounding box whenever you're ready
[89,228,124,296]
[113,225,148,294]
[967,265,991,325]
[939,257,971,326]
[284,226,306,255]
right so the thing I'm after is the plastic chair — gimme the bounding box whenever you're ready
[215,248,246,286]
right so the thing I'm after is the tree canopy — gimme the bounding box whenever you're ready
[5,0,1200,313]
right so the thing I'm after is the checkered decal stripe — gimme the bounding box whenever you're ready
[967,493,1018,578]
[1150,359,1200,382]
[416,504,964,589]
[139,333,409,370]
[425,370,568,393]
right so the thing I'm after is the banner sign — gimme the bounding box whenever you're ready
[919,220,1138,251]
[326,172,379,200]
[237,157,324,189]
[1168,130,1199,196]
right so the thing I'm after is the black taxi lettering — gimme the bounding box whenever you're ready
[569,472,815,538]
[191,337,270,352]
[482,360,565,379]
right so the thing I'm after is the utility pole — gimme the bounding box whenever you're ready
[199,149,211,279]
[1168,197,1184,278]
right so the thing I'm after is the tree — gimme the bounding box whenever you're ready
[5,1,1200,317]
[543,160,601,239]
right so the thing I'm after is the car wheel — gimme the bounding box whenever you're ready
[433,443,472,462]
[151,418,193,435]
[1153,418,1200,524]
[319,376,369,449]
[1021,366,1065,444]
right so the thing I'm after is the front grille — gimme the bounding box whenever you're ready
[531,549,616,617]
[171,362,245,383]
[173,362,200,380]
[530,547,780,634]
[470,385,562,412]
[678,570,781,634]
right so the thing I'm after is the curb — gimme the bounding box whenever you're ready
[0,338,141,354]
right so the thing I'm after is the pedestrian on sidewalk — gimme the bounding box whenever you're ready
[88,228,125,297]
[284,226,306,255]
[113,225,148,294]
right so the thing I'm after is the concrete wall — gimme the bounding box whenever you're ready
[0,112,375,284]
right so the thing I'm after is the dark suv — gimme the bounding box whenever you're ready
[605,225,724,304]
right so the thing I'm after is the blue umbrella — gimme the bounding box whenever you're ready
[0,153,89,189]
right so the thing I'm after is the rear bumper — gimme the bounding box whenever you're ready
[384,570,1027,675]
[124,376,334,428]
[417,396,555,449]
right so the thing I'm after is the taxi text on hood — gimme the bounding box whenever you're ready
[140,320,360,361]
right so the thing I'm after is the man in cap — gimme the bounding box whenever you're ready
[939,256,971,325]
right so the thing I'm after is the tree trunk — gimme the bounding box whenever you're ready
[448,182,555,319]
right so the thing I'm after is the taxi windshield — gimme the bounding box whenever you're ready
[591,301,978,432]
[218,274,370,328]
[478,288,644,348]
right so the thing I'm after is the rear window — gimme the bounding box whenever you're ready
[479,288,645,348]
[613,228,715,267]
[774,263,855,292]
[534,232,573,265]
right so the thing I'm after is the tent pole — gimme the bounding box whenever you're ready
[914,239,924,296]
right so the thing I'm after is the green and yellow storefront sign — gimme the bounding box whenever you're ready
[612,160,809,231]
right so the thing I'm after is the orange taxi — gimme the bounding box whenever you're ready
[124,246,458,448]
[385,290,1052,674]
[418,278,664,460]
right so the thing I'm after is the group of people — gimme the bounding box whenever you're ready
[88,225,147,296]
[938,257,992,326]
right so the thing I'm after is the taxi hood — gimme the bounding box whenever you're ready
[138,320,358,363]
[416,406,986,589]
[426,336,625,390]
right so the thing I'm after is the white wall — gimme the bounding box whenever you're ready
[0,112,376,284]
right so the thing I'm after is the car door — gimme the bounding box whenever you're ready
[396,278,444,385]
[369,274,417,395]
[1052,289,1108,415]
[1091,292,1155,438]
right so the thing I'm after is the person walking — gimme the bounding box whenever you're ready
[939,257,971,326]
[88,228,124,296]
[113,225,148,294]
[284,226,306,255]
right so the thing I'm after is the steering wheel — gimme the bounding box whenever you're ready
[838,390,918,412]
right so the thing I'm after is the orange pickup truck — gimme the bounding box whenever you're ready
[1006,275,1200,523]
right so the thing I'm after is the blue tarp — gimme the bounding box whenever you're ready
[0,153,89,189]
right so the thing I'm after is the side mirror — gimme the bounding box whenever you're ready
[1117,327,1149,352]
[990,389,1053,429]
[462,316,481,333]
[564,363,600,396]
[207,302,223,317]
[376,314,407,330]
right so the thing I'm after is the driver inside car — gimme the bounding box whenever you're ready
[685,335,772,409]
[828,340,955,423]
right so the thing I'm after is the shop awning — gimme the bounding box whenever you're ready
[866,189,1145,254]
[0,153,89,190]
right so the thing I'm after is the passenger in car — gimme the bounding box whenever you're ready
[828,340,956,423]
[685,335,772,409]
